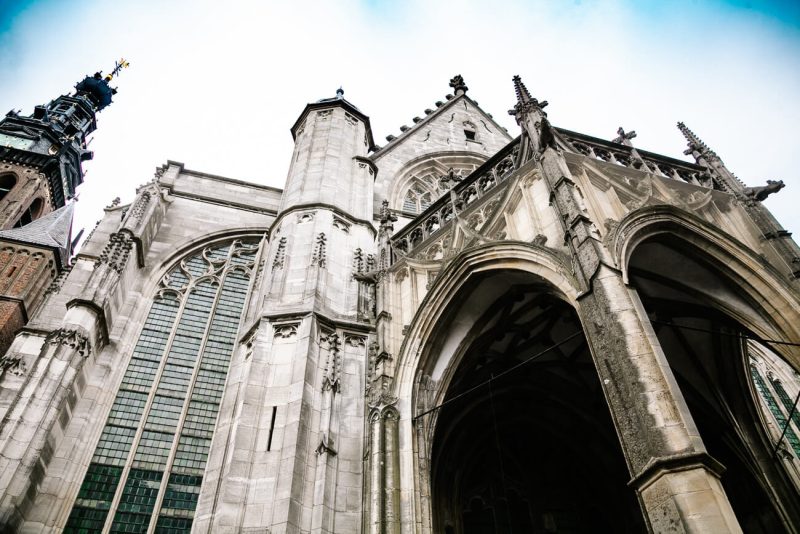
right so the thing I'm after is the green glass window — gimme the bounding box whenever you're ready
[65,239,261,533]
[751,365,800,457]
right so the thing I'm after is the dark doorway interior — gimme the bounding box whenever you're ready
[629,235,798,532]
[431,276,645,533]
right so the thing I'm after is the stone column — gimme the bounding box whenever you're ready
[509,76,742,532]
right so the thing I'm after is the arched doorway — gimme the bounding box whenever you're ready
[628,234,800,532]
[427,270,645,533]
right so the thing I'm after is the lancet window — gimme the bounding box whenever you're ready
[65,238,261,533]
[0,173,15,202]
[750,363,800,457]
[402,182,434,214]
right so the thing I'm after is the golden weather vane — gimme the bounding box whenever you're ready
[104,58,130,82]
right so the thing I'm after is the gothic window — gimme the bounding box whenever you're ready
[13,197,43,227]
[0,174,15,202]
[750,365,800,457]
[65,239,261,534]
[402,182,433,214]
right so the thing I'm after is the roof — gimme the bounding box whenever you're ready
[0,202,74,268]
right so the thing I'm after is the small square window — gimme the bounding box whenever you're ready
[464,130,476,141]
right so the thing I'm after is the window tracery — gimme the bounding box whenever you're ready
[66,238,261,533]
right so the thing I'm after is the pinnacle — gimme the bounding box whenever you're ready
[512,75,533,105]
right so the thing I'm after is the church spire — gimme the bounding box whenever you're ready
[0,59,129,212]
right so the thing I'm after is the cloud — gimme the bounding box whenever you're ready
[0,0,798,241]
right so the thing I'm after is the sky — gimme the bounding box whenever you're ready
[0,0,799,245]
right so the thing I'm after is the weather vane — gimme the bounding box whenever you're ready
[104,58,130,82]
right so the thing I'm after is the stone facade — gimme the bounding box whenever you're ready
[0,76,799,533]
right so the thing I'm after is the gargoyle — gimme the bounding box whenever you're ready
[743,180,785,202]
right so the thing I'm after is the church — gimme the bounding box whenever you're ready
[0,66,799,533]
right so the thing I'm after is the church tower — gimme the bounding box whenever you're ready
[0,61,127,360]
[0,59,128,229]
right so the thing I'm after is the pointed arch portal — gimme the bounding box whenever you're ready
[423,270,645,533]
[627,233,800,531]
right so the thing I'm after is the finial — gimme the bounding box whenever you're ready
[612,127,637,147]
[336,87,344,99]
[74,58,129,111]
[508,75,548,119]
[677,121,717,160]
[449,75,468,95]
[104,58,130,83]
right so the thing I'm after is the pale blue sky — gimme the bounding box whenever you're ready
[1,0,798,240]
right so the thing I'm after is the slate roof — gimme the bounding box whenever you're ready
[0,202,74,268]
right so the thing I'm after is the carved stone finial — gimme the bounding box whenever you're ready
[105,197,121,209]
[743,180,785,202]
[677,121,718,161]
[449,75,468,95]
[508,75,548,119]
[379,199,398,226]
[612,127,637,147]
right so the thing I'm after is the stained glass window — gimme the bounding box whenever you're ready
[65,239,261,533]
[750,365,800,457]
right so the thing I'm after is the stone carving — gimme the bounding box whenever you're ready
[332,217,350,233]
[449,74,468,94]
[344,112,357,126]
[612,127,637,146]
[322,332,341,392]
[105,197,120,209]
[96,231,134,273]
[273,323,298,339]
[315,438,337,456]
[311,233,327,268]
[297,212,315,223]
[317,109,332,119]
[394,268,408,283]
[743,180,785,202]
[44,265,72,297]
[0,354,26,377]
[345,334,366,348]
[353,248,364,274]
[45,328,91,357]
[532,234,548,246]
[438,167,463,190]
[128,191,152,223]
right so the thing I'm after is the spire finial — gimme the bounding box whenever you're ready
[512,75,532,105]
[677,121,717,159]
[508,75,548,119]
[104,58,130,83]
[449,75,468,95]
[336,87,344,99]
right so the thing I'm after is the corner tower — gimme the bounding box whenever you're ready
[283,88,376,219]
[0,59,128,229]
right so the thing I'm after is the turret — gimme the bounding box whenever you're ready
[282,88,376,220]
[0,59,128,227]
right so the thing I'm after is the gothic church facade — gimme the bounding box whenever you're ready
[0,71,799,533]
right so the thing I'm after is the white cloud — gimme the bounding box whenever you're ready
[1,0,798,242]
